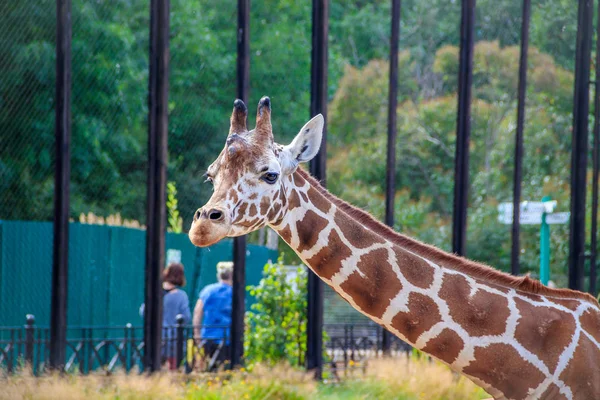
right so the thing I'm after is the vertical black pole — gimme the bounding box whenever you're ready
[50,0,72,371]
[230,0,250,369]
[510,0,531,276]
[382,0,402,355]
[307,0,328,380]
[590,0,600,296]
[569,0,592,292]
[452,0,476,256]
[145,0,170,372]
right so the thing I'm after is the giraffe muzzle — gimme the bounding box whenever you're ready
[188,206,231,247]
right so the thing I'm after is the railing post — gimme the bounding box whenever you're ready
[25,314,35,368]
[175,314,184,369]
[125,323,132,373]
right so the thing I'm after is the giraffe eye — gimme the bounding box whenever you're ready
[262,172,279,184]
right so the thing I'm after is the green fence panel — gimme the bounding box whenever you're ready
[0,222,278,329]
[107,226,146,326]
[68,224,111,327]
[0,221,53,327]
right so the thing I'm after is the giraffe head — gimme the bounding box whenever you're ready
[189,97,324,247]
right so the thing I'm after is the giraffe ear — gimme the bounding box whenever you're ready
[281,114,324,173]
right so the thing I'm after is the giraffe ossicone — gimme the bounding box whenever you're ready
[189,97,600,400]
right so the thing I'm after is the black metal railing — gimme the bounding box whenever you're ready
[0,315,230,375]
[1,315,410,375]
[324,323,411,379]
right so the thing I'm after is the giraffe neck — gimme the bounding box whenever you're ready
[270,169,600,400]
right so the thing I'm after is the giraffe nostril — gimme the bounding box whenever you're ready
[208,209,224,222]
[194,209,202,222]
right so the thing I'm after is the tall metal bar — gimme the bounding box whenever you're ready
[452,0,476,256]
[144,0,170,372]
[569,0,593,291]
[510,0,531,276]
[49,0,72,370]
[230,0,250,369]
[382,0,402,355]
[307,0,328,380]
[590,0,600,295]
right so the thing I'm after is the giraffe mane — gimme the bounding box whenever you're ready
[296,168,600,306]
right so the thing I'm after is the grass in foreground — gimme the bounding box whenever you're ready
[1,356,489,400]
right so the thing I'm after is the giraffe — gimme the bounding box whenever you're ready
[188,97,600,400]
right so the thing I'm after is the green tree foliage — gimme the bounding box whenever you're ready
[245,260,307,366]
[328,40,578,282]
[166,181,183,233]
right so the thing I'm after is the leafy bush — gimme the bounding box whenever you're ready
[244,260,308,366]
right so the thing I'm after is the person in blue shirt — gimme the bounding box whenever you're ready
[193,261,233,368]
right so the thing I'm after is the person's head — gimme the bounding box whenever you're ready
[217,261,233,283]
[163,262,186,287]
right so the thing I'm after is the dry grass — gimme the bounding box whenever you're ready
[0,357,489,400]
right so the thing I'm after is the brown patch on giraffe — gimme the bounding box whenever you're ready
[248,204,258,218]
[233,202,248,223]
[393,247,434,289]
[229,190,239,204]
[296,210,328,253]
[581,308,600,344]
[559,335,600,399]
[518,292,543,302]
[293,171,306,187]
[248,193,258,200]
[278,189,287,207]
[260,197,270,215]
[514,297,576,372]
[242,217,260,228]
[278,224,292,244]
[421,328,464,365]
[268,203,282,222]
[300,191,309,203]
[306,229,352,280]
[484,281,511,294]
[307,186,330,214]
[390,293,442,343]
[548,297,583,311]
[334,211,386,249]
[288,190,301,210]
[463,344,545,400]
[439,273,510,337]
[339,248,402,319]
[539,384,568,400]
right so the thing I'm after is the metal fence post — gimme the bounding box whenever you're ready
[569,0,593,291]
[125,323,132,373]
[510,0,531,276]
[145,0,170,372]
[589,0,600,296]
[175,314,185,368]
[230,0,250,370]
[383,0,402,355]
[25,314,35,368]
[452,0,476,256]
[50,0,72,371]
[307,0,328,381]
